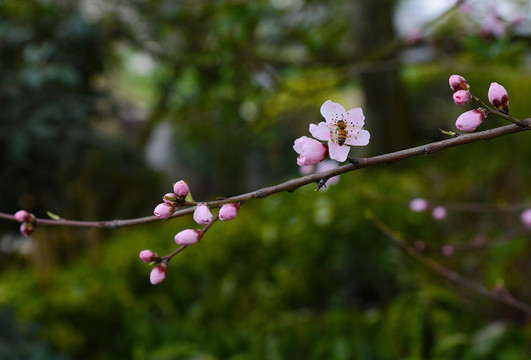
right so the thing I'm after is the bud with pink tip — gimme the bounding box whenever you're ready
[293,136,328,166]
[488,82,509,113]
[20,222,34,237]
[139,249,158,263]
[520,209,531,229]
[219,203,240,221]
[193,203,213,225]
[162,193,177,205]
[441,245,454,257]
[432,206,447,220]
[150,263,167,285]
[449,75,469,92]
[455,108,486,132]
[409,198,429,212]
[452,90,472,105]
[173,180,189,199]
[14,210,34,223]
[154,203,175,219]
[174,229,202,245]
[414,240,426,251]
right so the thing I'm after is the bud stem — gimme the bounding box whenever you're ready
[471,93,524,127]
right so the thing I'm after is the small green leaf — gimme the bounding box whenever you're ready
[46,211,61,220]
[185,189,194,203]
[439,129,459,137]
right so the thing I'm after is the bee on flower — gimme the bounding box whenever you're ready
[308,100,370,162]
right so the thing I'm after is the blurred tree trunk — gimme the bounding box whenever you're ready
[352,0,412,153]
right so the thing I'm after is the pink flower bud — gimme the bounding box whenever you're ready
[162,193,177,204]
[193,203,213,225]
[219,203,240,221]
[20,222,34,237]
[452,90,472,105]
[520,209,531,229]
[488,82,509,113]
[414,240,426,251]
[174,229,202,245]
[293,136,328,166]
[150,264,167,285]
[455,108,486,132]
[449,75,469,92]
[14,210,34,222]
[139,249,157,263]
[153,203,175,219]
[409,198,428,212]
[173,180,189,198]
[441,245,454,257]
[432,206,447,220]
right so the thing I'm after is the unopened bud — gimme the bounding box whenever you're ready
[409,198,429,212]
[449,75,469,92]
[488,82,509,113]
[14,210,35,223]
[139,249,157,263]
[452,90,472,105]
[193,203,213,225]
[174,229,202,245]
[219,203,240,221]
[150,263,167,285]
[162,193,178,205]
[20,222,34,237]
[173,180,189,199]
[455,108,486,132]
[154,203,175,219]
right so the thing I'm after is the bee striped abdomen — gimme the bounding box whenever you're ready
[332,120,348,146]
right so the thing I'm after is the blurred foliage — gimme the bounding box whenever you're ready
[2,0,531,358]
[2,164,531,359]
[0,0,162,221]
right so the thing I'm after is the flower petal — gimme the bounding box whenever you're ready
[328,141,350,162]
[309,122,331,141]
[345,129,370,146]
[345,108,365,127]
[320,100,346,121]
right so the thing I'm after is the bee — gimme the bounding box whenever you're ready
[331,120,348,146]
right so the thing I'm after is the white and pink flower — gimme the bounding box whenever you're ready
[309,100,370,162]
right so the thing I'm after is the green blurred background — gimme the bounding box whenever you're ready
[2,0,531,358]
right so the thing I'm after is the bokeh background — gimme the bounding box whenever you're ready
[2,0,531,358]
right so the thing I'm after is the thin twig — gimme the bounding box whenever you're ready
[370,215,531,316]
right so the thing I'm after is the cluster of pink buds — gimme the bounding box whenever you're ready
[449,75,511,132]
[408,198,447,221]
[14,210,36,237]
[143,179,242,285]
[153,180,189,219]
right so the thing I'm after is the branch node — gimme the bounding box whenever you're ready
[252,190,265,198]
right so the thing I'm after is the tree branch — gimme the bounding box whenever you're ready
[1,120,529,228]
